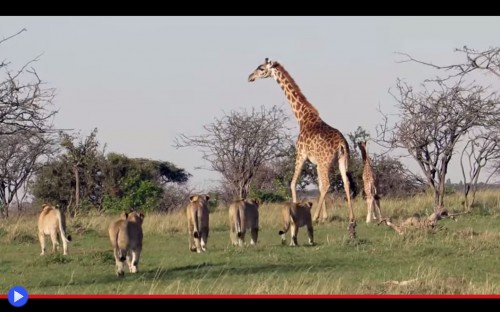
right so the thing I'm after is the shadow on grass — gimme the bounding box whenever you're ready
[136,260,349,282]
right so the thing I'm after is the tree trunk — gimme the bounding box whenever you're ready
[1,200,8,218]
[463,183,470,211]
[74,165,80,218]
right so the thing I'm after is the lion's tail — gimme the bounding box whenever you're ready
[278,206,291,236]
[193,208,200,239]
[55,208,72,243]
[236,205,245,238]
[114,230,127,262]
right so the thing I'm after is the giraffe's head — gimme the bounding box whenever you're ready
[248,58,278,82]
[357,140,367,150]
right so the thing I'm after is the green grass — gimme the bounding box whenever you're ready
[1,191,499,295]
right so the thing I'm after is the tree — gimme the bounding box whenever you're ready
[0,131,57,217]
[377,78,500,212]
[397,45,500,202]
[396,46,500,82]
[174,105,292,200]
[101,153,191,212]
[0,29,59,217]
[60,128,102,216]
[370,153,425,198]
[1,29,57,136]
[30,159,74,208]
[460,128,500,210]
[32,150,191,214]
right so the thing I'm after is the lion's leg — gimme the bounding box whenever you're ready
[279,219,288,245]
[200,226,208,252]
[39,232,46,256]
[126,250,132,272]
[290,223,298,247]
[50,230,59,253]
[114,248,125,277]
[250,227,258,246]
[238,229,245,247]
[306,223,314,245]
[61,232,69,256]
[188,222,197,252]
[130,248,141,273]
[230,219,238,246]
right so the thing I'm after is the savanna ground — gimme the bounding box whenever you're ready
[1,191,499,295]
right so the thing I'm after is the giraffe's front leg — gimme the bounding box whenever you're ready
[290,152,307,203]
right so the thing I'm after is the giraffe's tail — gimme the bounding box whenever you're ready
[346,171,358,200]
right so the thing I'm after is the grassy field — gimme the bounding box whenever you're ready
[1,191,499,295]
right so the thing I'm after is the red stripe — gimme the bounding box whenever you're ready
[1,294,500,299]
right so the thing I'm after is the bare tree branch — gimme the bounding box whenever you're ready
[395,46,500,82]
[174,105,292,200]
[377,78,500,212]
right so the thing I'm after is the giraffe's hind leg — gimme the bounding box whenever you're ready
[339,152,356,239]
[313,162,330,222]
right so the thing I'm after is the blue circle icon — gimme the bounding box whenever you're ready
[8,286,28,307]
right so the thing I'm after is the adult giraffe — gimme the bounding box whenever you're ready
[248,58,357,238]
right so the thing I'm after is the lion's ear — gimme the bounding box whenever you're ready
[253,199,261,207]
[204,194,210,201]
[140,213,145,219]
[307,202,313,209]
[190,195,198,202]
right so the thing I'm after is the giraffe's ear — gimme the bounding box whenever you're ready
[265,57,270,64]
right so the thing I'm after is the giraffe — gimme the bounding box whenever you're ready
[248,58,357,238]
[357,140,382,223]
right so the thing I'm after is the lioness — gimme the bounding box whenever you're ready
[38,204,72,256]
[186,194,210,253]
[108,211,145,277]
[228,198,260,247]
[279,201,314,246]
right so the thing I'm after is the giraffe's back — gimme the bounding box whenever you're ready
[297,121,349,163]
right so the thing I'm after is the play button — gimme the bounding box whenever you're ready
[7,286,28,307]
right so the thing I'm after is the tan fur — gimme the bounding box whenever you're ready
[379,209,450,235]
[37,204,72,256]
[278,201,314,246]
[186,194,210,253]
[228,199,260,247]
[358,141,383,223]
[108,211,145,277]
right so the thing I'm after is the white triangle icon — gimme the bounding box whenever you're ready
[14,291,23,302]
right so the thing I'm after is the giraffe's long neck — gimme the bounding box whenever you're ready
[359,145,370,164]
[272,64,321,128]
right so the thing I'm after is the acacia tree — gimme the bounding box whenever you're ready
[174,105,292,200]
[397,45,500,202]
[0,29,58,217]
[60,128,102,216]
[460,128,500,210]
[377,78,500,212]
[396,46,500,82]
[0,132,57,217]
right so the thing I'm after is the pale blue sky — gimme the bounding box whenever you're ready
[1,16,499,190]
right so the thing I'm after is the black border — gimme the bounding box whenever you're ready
[0,1,468,17]
[1,297,498,311]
